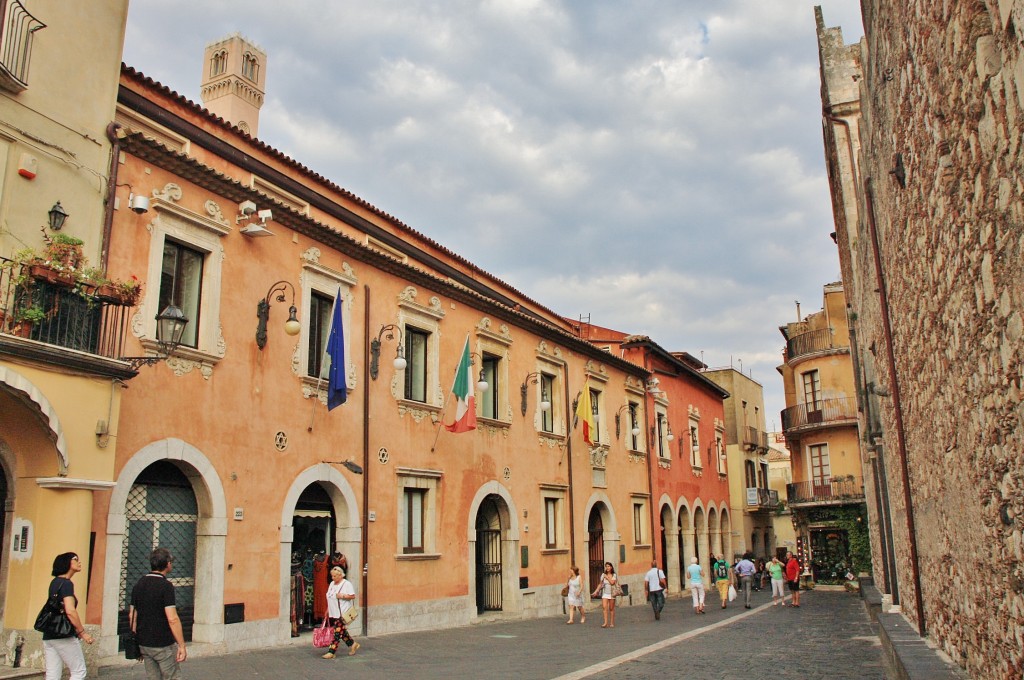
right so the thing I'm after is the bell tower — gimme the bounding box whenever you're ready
[200,34,266,137]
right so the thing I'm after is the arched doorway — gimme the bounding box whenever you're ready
[587,506,605,597]
[677,505,691,584]
[475,495,503,613]
[721,510,732,560]
[117,461,198,647]
[291,483,337,631]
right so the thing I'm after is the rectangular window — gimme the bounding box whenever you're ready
[628,402,640,450]
[656,413,667,458]
[544,498,558,549]
[307,291,333,377]
[159,240,204,348]
[633,503,644,544]
[540,373,554,433]
[589,388,601,443]
[803,370,821,410]
[404,326,429,402]
[809,444,831,485]
[480,354,499,419]
[690,422,700,467]
[402,488,425,554]
[716,435,726,474]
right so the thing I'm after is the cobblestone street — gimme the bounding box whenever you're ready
[96,588,885,680]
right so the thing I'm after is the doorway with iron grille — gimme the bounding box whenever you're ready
[117,461,198,649]
[475,495,503,614]
[587,506,605,599]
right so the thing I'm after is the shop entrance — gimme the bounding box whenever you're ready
[291,483,337,631]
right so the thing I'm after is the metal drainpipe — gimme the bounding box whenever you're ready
[361,285,371,636]
[101,123,123,272]
[643,361,656,570]
[558,357,576,568]
[864,178,926,634]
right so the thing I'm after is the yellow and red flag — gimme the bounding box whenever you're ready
[575,378,595,445]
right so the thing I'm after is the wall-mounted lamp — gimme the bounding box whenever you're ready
[468,352,489,393]
[370,324,406,380]
[120,305,189,370]
[256,280,300,350]
[614,404,641,438]
[324,459,364,475]
[48,201,68,231]
[520,371,551,416]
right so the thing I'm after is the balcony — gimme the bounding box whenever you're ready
[0,0,45,93]
[785,328,847,363]
[745,487,779,509]
[741,426,769,452]
[787,477,865,507]
[780,397,857,435]
[1,259,135,372]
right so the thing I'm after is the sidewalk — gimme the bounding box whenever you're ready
[97,587,885,679]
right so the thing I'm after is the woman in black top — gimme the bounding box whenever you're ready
[43,552,93,680]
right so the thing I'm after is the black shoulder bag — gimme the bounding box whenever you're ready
[33,590,75,638]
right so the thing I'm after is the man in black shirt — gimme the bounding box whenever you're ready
[130,548,187,679]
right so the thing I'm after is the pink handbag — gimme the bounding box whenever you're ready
[313,617,333,648]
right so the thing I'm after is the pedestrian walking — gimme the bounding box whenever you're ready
[785,551,802,607]
[322,566,360,658]
[642,561,667,620]
[591,562,618,628]
[130,548,187,680]
[42,552,93,680]
[686,556,706,614]
[735,552,756,609]
[565,566,586,624]
[768,556,786,606]
[712,553,733,609]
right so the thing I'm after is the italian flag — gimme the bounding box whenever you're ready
[575,377,596,445]
[444,336,477,433]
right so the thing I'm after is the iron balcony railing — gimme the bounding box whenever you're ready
[745,487,779,508]
[786,327,847,362]
[0,0,45,93]
[0,258,133,359]
[787,478,865,505]
[780,396,857,432]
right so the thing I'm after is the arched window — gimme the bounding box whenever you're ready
[210,50,227,77]
[242,53,259,81]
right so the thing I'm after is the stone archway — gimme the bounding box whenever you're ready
[102,438,227,657]
[658,500,678,589]
[678,501,693,585]
[466,481,519,618]
[279,464,360,639]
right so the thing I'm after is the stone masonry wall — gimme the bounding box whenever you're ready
[821,2,1024,677]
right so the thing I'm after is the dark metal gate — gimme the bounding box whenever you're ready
[588,509,604,598]
[117,461,198,649]
[475,528,502,612]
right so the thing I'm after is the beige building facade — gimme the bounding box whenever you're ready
[0,0,131,669]
[777,283,869,584]
[704,367,777,560]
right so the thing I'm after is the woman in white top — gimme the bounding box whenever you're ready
[322,566,360,659]
[591,562,618,628]
[565,565,586,624]
[686,556,706,614]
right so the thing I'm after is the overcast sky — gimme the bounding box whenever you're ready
[123,0,865,428]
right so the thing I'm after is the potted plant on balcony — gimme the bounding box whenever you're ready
[11,304,47,337]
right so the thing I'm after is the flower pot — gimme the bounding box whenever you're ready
[28,264,76,289]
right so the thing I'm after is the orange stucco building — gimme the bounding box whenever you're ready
[2,22,733,670]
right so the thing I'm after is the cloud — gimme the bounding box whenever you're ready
[123,0,865,424]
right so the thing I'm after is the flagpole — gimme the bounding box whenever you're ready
[430,332,470,453]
